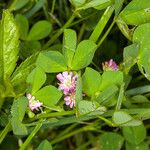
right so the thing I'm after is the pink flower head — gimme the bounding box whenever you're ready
[102,59,118,71]
[26,93,43,111]
[56,71,78,95]
[64,93,76,108]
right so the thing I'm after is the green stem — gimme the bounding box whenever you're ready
[89,6,114,43]
[0,121,11,144]
[69,11,97,27]
[42,0,49,20]
[49,12,62,27]
[51,125,95,144]
[97,20,115,48]
[57,123,78,137]
[19,120,43,150]
[43,12,76,49]
[51,0,56,14]
[8,0,17,11]
[29,110,75,121]
[76,141,91,150]
[78,23,86,42]
[92,61,102,72]
[116,83,124,110]
[98,116,115,127]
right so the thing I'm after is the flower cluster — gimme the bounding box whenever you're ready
[26,93,43,111]
[56,71,78,108]
[102,59,118,71]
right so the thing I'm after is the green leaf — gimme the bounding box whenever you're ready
[4,79,15,97]
[19,40,41,60]
[113,111,142,126]
[11,54,37,95]
[11,97,28,135]
[99,71,123,91]
[27,20,52,40]
[115,0,124,15]
[133,23,150,80]
[75,74,82,108]
[34,85,62,107]
[122,124,146,145]
[126,141,149,150]
[36,51,67,73]
[11,120,28,136]
[123,43,139,73]
[37,140,52,150]
[119,0,150,25]
[71,40,97,70]
[99,132,124,150]
[0,10,19,83]
[96,84,119,105]
[78,100,103,115]
[62,29,77,68]
[25,0,46,18]
[11,97,28,122]
[82,67,101,97]
[9,0,29,11]
[77,0,112,11]
[72,73,82,115]
[15,14,29,40]
[131,95,149,103]
[133,108,150,120]
[116,83,124,110]
[27,67,46,94]
[70,0,86,7]
[94,0,112,10]
[116,17,133,41]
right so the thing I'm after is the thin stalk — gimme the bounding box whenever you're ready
[0,121,11,144]
[29,110,75,121]
[57,123,78,137]
[98,116,116,127]
[51,125,95,144]
[8,0,17,11]
[92,61,102,72]
[42,0,49,21]
[19,120,43,150]
[51,0,56,14]
[43,12,76,49]
[49,12,62,27]
[69,12,98,27]
[76,141,91,150]
[78,23,86,42]
[89,6,114,43]
[97,20,115,48]
[116,83,124,110]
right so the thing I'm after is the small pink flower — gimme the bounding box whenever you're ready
[102,59,118,71]
[64,93,76,108]
[26,93,43,111]
[56,71,78,108]
[56,71,78,95]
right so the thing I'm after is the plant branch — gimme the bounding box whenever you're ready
[89,6,114,43]
[0,121,11,144]
[43,12,76,49]
[19,120,43,150]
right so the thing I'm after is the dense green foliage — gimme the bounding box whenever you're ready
[0,0,150,150]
